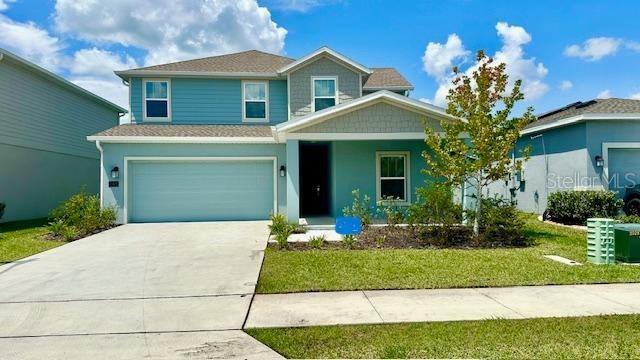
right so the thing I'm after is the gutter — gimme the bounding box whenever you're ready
[521,113,640,135]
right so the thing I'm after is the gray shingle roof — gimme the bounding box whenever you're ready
[92,124,274,138]
[526,98,640,130]
[363,68,413,89]
[129,50,294,73]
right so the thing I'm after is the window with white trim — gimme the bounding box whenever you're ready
[243,81,268,122]
[377,152,409,202]
[312,77,337,112]
[144,80,170,121]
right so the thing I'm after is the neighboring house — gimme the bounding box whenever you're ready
[88,47,457,224]
[0,48,125,223]
[490,98,640,214]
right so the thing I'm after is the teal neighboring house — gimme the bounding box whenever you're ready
[490,98,640,214]
[0,48,125,223]
[88,47,456,224]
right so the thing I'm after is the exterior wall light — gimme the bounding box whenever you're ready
[595,155,604,167]
[279,165,286,177]
[111,166,120,179]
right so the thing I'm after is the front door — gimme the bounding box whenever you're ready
[299,142,330,216]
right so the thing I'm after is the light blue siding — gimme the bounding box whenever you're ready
[101,143,287,223]
[129,160,274,222]
[130,78,143,123]
[0,54,120,222]
[130,78,288,124]
[269,80,288,123]
[329,140,431,217]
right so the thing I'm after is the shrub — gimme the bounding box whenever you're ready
[269,213,296,249]
[0,202,5,221]
[476,198,529,247]
[418,225,473,247]
[342,234,357,249]
[377,197,406,226]
[59,225,80,241]
[48,219,67,236]
[49,189,116,239]
[343,189,375,227]
[375,235,386,248]
[408,184,462,225]
[546,190,623,225]
[616,214,640,224]
[308,234,326,249]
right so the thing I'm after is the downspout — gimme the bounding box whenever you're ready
[95,140,104,207]
[530,134,548,212]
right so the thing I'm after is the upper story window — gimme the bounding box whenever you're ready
[376,151,410,203]
[312,77,338,112]
[243,81,268,122]
[144,80,170,121]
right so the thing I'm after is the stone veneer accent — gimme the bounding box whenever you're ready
[289,57,360,119]
[294,102,442,133]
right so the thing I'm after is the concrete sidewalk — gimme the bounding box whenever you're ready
[245,283,640,328]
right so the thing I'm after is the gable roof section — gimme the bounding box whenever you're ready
[363,68,413,90]
[115,50,294,79]
[277,46,372,75]
[277,90,456,134]
[0,48,126,113]
[523,98,640,135]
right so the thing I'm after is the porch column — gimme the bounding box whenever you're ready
[286,139,300,222]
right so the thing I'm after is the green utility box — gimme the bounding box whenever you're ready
[587,218,616,265]
[614,224,640,263]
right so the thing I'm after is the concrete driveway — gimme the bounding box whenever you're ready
[0,221,281,359]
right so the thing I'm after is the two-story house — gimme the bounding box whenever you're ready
[88,47,456,224]
[1,48,124,223]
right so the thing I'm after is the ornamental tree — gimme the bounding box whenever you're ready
[423,50,535,235]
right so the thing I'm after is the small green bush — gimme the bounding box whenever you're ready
[49,189,116,240]
[376,197,406,226]
[269,213,296,249]
[0,202,5,221]
[418,225,473,247]
[342,234,357,249]
[343,189,375,227]
[546,190,623,225]
[308,234,326,249]
[408,184,462,225]
[616,214,640,224]
[476,198,529,247]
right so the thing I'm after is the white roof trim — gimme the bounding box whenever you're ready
[115,70,281,79]
[86,136,277,144]
[284,132,428,141]
[276,90,457,134]
[278,46,372,75]
[0,47,127,113]
[521,113,640,135]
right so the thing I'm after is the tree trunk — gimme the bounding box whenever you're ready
[473,176,482,236]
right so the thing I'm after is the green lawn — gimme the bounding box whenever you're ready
[0,219,65,263]
[256,215,640,293]
[247,315,640,359]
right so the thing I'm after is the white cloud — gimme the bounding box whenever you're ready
[67,48,140,109]
[559,80,573,91]
[418,98,432,104]
[69,48,138,77]
[422,33,468,81]
[54,0,287,66]
[0,14,64,71]
[424,22,548,106]
[266,0,340,12]
[0,0,15,11]
[629,92,640,100]
[564,37,622,61]
[597,89,612,99]
[626,41,640,52]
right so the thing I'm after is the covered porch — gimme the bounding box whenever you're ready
[276,91,457,223]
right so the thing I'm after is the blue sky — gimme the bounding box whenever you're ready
[1,0,639,114]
